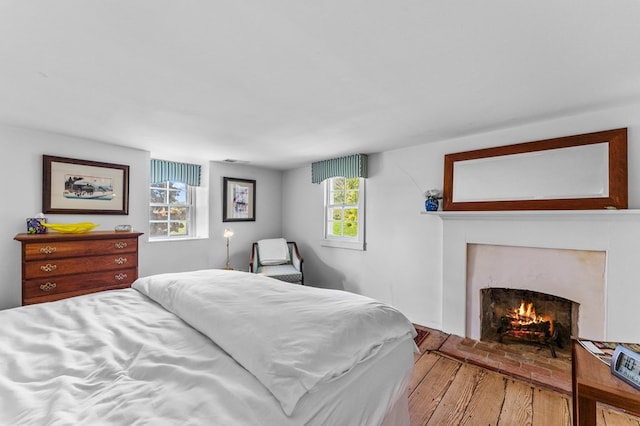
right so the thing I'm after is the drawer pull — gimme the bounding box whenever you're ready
[114,273,128,281]
[40,282,57,292]
[115,242,128,249]
[40,264,57,272]
[114,257,128,265]
[39,246,57,255]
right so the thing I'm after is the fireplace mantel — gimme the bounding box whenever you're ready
[434,208,640,342]
[423,209,640,221]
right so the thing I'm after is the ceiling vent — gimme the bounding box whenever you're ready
[223,159,249,164]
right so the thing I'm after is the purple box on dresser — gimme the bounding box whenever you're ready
[26,217,47,234]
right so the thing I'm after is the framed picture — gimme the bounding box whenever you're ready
[43,155,130,215]
[223,177,256,222]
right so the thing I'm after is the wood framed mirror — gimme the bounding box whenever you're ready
[443,128,628,211]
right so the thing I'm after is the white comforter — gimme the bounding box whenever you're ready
[0,269,416,425]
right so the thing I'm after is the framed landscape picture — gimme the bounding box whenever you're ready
[43,155,130,215]
[223,177,256,222]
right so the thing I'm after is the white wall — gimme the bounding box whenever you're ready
[0,123,283,310]
[283,100,640,334]
[206,161,284,273]
[5,99,640,338]
[283,145,446,329]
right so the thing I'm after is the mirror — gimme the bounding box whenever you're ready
[443,128,627,211]
[453,143,609,202]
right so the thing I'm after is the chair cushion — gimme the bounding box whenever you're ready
[257,264,302,283]
[258,238,290,265]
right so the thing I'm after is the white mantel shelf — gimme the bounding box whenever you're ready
[421,209,640,221]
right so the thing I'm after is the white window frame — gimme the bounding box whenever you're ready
[321,177,365,250]
[149,181,198,241]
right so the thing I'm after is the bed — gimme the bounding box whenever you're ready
[0,269,417,425]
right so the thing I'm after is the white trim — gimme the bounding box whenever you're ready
[320,239,365,250]
[148,236,208,243]
[424,209,637,220]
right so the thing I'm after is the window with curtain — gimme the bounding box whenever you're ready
[312,154,367,250]
[149,159,202,240]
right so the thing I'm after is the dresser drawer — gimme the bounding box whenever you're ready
[23,237,138,260]
[15,231,143,306]
[24,253,138,279]
[23,268,137,301]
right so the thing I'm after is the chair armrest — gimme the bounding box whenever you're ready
[249,243,258,272]
[290,242,303,271]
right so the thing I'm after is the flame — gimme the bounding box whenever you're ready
[511,299,554,334]
[511,300,536,321]
[516,300,535,319]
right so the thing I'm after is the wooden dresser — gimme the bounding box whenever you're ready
[14,231,143,305]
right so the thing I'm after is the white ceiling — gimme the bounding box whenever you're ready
[2,1,640,169]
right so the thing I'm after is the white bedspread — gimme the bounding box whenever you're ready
[0,270,416,425]
[133,269,416,415]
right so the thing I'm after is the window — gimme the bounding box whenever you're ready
[149,159,207,241]
[149,181,196,239]
[323,177,365,250]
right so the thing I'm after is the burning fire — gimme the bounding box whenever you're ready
[510,300,554,333]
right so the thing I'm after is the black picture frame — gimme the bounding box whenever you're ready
[223,177,256,222]
[43,155,130,215]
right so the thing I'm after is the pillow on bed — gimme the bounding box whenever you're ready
[132,269,416,416]
[258,238,290,265]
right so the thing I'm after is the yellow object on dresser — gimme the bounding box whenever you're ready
[14,231,143,305]
[41,221,99,233]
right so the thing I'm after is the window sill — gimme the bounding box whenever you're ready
[148,235,208,243]
[320,239,365,251]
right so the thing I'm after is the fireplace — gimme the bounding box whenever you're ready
[464,243,605,342]
[439,211,640,344]
[480,288,578,356]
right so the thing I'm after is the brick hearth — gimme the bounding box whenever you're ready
[416,326,572,394]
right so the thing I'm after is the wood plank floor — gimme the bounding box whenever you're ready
[409,328,640,426]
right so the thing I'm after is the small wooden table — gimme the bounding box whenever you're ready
[572,340,640,426]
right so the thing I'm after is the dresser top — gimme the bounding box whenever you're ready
[14,230,143,242]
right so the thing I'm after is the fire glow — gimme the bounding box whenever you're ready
[485,288,570,358]
[498,300,561,358]
[507,300,554,336]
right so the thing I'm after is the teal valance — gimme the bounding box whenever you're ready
[151,159,202,186]
[311,153,368,184]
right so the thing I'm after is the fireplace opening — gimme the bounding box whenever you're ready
[480,288,579,357]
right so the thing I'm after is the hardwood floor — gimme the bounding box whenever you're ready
[409,328,640,426]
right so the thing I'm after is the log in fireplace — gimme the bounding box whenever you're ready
[481,288,579,357]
